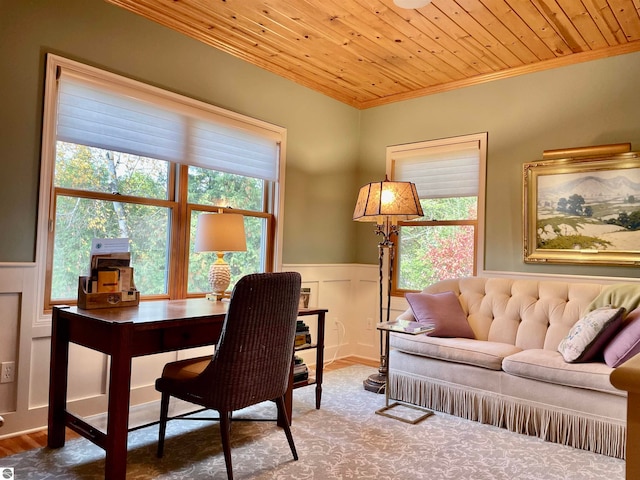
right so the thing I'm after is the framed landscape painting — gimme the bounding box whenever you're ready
[523,151,640,266]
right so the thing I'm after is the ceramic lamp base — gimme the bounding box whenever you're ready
[208,254,231,300]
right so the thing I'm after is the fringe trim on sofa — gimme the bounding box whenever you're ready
[390,372,626,459]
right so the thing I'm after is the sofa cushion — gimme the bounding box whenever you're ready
[405,291,475,338]
[390,334,520,370]
[502,349,620,395]
[557,306,624,363]
[604,307,640,367]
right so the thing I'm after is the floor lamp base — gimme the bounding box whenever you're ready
[363,372,386,394]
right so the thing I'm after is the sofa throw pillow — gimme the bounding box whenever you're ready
[603,307,640,368]
[405,291,474,339]
[557,306,625,363]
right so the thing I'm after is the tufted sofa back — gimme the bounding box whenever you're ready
[421,277,604,351]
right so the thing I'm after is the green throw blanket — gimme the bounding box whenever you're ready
[588,284,640,313]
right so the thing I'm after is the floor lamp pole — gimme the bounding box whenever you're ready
[363,220,395,394]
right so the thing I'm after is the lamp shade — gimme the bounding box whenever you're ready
[194,213,247,252]
[353,176,424,222]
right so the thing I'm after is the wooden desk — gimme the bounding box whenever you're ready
[47,298,327,480]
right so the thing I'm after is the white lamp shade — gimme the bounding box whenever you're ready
[194,213,247,253]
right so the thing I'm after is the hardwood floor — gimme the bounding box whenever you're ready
[0,356,377,458]
[323,356,378,372]
[0,429,64,457]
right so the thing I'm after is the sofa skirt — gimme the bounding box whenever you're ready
[389,369,626,459]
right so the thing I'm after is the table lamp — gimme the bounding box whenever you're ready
[353,175,423,393]
[194,212,246,300]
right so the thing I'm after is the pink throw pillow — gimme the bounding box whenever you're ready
[405,291,474,339]
[604,308,640,367]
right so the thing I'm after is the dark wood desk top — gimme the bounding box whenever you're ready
[58,299,328,326]
[59,298,229,325]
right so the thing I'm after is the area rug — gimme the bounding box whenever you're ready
[0,365,624,479]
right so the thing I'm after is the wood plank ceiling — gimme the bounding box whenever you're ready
[106,0,640,109]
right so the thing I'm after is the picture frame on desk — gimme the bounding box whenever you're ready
[299,287,310,309]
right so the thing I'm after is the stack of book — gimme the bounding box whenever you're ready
[295,320,312,347]
[293,355,308,383]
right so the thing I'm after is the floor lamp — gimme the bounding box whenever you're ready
[353,176,423,393]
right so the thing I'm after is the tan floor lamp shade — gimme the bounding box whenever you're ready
[194,212,247,300]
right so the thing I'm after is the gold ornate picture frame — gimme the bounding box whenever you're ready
[523,149,640,266]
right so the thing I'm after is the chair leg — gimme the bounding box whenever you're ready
[157,392,170,458]
[276,396,298,461]
[219,410,234,480]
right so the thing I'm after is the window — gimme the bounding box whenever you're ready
[38,55,285,310]
[388,133,486,293]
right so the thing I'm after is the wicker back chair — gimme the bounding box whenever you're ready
[155,272,302,480]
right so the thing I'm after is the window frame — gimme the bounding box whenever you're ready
[36,54,286,315]
[387,133,487,296]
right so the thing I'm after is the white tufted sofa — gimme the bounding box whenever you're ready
[389,277,627,458]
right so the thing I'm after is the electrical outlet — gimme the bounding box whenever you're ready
[366,317,374,330]
[1,361,15,384]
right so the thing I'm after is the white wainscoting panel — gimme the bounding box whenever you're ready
[0,263,45,436]
[0,292,20,413]
[29,337,53,410]
[4,263,639,438]
[284,264,378,365]
[2,262,379,438]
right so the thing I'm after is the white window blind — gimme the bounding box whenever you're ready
[190,119,278,181]
[393,141,480,199]
[56,71,280,181]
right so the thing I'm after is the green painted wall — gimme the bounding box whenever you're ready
[358,51,640,278]
[3,0,640,278]
[0,0,360,264]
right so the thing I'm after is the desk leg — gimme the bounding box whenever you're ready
[104,323,133,480]
[48,307,69,448]
[315,312,326,409]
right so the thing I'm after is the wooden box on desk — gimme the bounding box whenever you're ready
[77,276,140,310]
